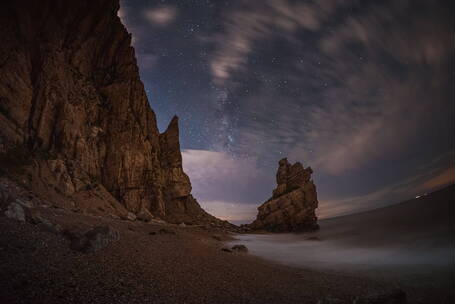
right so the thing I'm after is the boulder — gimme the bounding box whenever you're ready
[212,235,223,241]
[67,226,120,253]
[137,209,153,222]
[306,236,321,241]
[15,198,33,209]
[149,218,168,225]
[359,289,407,304]
[126,212,137,221]
[4,203,25,222]
[29,214,61,233]
[158,228,176,235]
[231,244,248,253]
[37,219,62,234]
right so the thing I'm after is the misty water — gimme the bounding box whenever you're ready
[229,191,455,290]
[229,230,455,272]
[228,230,455,292]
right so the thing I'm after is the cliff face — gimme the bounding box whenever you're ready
[0,0,226,225]
[250,158,319,232]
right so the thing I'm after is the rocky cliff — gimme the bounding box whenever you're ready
[249,158,319,232]
[0,0,228,226]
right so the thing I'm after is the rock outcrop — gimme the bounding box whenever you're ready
[0,0,230,227]
[249,158,319,232]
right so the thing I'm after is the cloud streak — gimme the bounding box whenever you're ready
[143,5,177,27]
[220,0,455,175]
[209,0,353,84]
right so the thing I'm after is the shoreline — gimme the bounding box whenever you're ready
[0,205,408,304]
[2,184,454,304]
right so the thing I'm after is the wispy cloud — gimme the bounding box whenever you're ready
[118,2,177,70]
[223,0,455,175]
[143,5,178,27]
[210,0,353,84]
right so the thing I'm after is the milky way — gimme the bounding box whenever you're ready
[119,0,455,223]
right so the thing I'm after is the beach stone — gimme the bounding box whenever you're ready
[0,184,14,204]
[231,244,248,253]
[15,198,33,208]
[239,225,253,233]
[212,235,222,241]
[28,212,44,225]
[28,213,61,233]
[137,209,153,222]
[306,236,321,241]
[158,228,176,235]
[126,212,137,221]
[358,289,407,304]
[67,226,120,253]
[37,219,62,234]
[149,218,167,225]
[4,203,25,222]
[317,297,344,304]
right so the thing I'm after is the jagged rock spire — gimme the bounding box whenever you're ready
[249,158,319,232]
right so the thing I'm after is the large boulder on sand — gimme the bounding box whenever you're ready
[66,226,120,253]
[4,202,26,222]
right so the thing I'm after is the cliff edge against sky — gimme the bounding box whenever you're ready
[0,0,229,226]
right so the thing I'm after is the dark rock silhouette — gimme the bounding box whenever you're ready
[231,244,248,253]
[249,158,319,232]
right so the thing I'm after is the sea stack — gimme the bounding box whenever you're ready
[250,158,319,232]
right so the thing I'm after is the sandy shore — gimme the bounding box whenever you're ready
[0,205,406,304]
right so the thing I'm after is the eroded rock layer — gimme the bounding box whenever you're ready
[0,0,228,226]
[250,158,319,232]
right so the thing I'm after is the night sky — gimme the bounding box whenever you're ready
[119,0,455,224]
